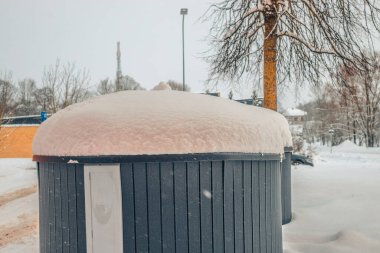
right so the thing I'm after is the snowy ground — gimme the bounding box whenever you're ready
[0,159,38,252]
[284,141,380,253]
[0,141,379,252]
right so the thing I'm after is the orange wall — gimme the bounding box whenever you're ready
[0,126,39,158]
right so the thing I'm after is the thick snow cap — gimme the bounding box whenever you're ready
[33,91,292,157]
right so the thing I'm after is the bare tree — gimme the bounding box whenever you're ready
[33,87,53,112]
[121,75,145,91]
[166,80,191,91]
[0,71,15,119]
[97,75,145,95]
[42,59,91,112]
[329,53,380,147]
[97,78,114,95]
[14,79,38,115]
[207,0,380,111]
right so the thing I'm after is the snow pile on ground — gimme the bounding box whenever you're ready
[284,144,380,253]
[0,159,38,252]
[283,108,307,117]
[336,140,358,149]
[33,91,292,156]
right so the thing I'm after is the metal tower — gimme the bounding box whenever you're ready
[116,41,123,91]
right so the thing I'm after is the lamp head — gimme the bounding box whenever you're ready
[180,8,188,15]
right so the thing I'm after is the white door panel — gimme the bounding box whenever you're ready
[84,164,123,253]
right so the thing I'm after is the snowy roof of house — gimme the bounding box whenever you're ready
[283,108,307,117]
[33,91,292,157]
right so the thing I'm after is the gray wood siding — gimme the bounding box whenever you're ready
[38,158,283,253]
[38,163,87,253]
[281,151,292,224]
[120,159,282,253]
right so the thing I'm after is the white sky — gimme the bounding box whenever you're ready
[1,0,380,109]
[0,0,211,91]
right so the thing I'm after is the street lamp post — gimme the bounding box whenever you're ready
[180,8,188,91]
[329,128,334,154]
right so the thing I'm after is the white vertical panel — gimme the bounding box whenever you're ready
[84,164,123,253]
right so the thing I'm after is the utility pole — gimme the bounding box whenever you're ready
[116,42,123,91]
[180,8,188,91]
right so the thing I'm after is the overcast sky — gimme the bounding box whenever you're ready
[1,0,380,109]
[0,0,212,89]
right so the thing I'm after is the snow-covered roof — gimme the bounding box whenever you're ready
[283,108,307,117]
[33,91,292,157]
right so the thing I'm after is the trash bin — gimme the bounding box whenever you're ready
[33,90,292,253]
[281,146,293,224]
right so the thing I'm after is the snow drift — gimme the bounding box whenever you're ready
[33,90,292,156]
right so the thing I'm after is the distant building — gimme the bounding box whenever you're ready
[202,92,264,107]
[202,91,221,97]
[235,98,264,107]
[0,115,44,158]
[283,108,307,125]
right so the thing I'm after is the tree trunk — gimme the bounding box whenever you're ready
[263,8,278,111]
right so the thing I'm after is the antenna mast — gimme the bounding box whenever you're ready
[116,41,123,91]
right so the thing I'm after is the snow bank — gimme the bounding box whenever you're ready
[33,91,292,156]
[284,108,307,117]
[284,144,380,253]
[334,140,361,151]
[0,159,36,195]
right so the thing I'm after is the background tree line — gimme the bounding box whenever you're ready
[0,59,188,120]
[299,53,380,147]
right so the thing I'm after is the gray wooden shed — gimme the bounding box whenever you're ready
[33,90,292,253]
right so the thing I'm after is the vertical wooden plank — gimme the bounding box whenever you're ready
[120,163,136,253]
[243,161,252,253]
[234,161,244,253]
[187,161,201,253]
[280,160,284,224]
[212,161,224,253]
[44,163,50,253]
[276,161,283,253]
[252,161,260,253]
[265,162,272,252]
[174,162,189,253]
[200,161,212,253]
[45,163,51,253]
[134,163,149,253]
[147,163,162,253]
[224,161,234,253]
[48,163,56,252]
[273,162,278,253]
[54,163,62,253]
[75,164,86,253]
[160,162,175,253]
[39,163,45,253]
[67,164,78,253]
[258,161,266,253]
[37,163,42,253]
[60,164,69,253]
[271,162,275,253]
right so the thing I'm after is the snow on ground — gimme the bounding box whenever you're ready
[284,141,380,253]
[0,141,379,252]
[0,159,38,253]
[0,159,36,196]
